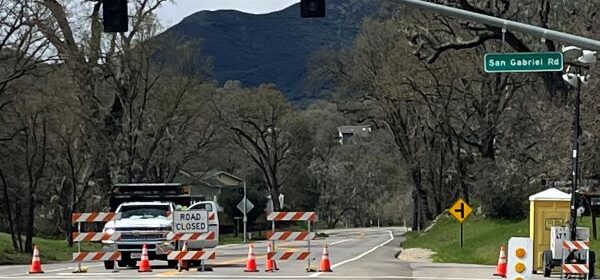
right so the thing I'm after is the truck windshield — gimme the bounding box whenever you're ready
[120,205,170,219]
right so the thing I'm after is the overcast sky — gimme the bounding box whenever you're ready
[157,0,300,27]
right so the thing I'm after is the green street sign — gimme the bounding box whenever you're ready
[484,52,563,73]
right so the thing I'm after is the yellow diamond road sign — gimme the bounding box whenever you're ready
[449,198,472,223]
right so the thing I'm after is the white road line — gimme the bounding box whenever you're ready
[310,230,394,278]
[329,239,351,246]
[2,264,103,277]
[0,275,504,279]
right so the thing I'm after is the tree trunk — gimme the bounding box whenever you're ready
[269,186,281,211]
[454,137,470,204]
[15,203,23,252]
[0,169,18,251]
[410,164,430,231]
[411,188,419,231]
[25,192,35,253]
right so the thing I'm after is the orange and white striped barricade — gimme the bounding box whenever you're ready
[561,240,591,279]
[166,231,217,271]
[72,252,121,262]
[71,212,121,273]
[168,250,216,271]
[268,251,311,261]
[267,211,318,271]
[72,232,121,242]
[267,212,317,222]
[267,231,315,241]
[562,264,590,275]
[166,231,216,241]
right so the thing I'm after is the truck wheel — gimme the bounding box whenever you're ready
[543,250,553,277]
[589,251,596,278]
[104,261,115,270]
[168,260,178,268]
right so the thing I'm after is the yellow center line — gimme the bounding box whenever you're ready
[157,270,180,277]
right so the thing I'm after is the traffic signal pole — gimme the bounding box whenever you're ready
[395,0,600,51]
[570,78,582,241]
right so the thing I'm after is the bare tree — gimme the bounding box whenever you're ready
[220,84,296,211]
[0,0,52,252]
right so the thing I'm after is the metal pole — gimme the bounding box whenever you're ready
[243,181,247,243]
[570,79,581,241]
[460,222,464,248]
[272,220,275,251]
[307,220,311,270]
[77,221,82,272]
[396,0,600,51]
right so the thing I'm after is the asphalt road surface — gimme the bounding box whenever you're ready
[0,227,552,279]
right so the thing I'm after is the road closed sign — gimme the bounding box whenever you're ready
[173,210,208,233]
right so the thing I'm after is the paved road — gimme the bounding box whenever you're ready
[0,227,551,279]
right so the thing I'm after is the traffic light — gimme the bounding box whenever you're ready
[103,0,128,32]
[300,0,325,18]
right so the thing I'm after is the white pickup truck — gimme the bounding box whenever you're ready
[101,184,219,269]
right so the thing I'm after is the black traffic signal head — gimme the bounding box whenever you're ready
[103,0,128,32]
[301,0,325,18]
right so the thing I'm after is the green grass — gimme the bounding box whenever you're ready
[403,215,600,270]
[0,232,100,265]
[219,231,268,245]
[402,215,527,265]
[219,234,245,245]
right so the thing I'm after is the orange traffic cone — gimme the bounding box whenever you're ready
[318,243,333,272]
[493,246,507,277]
[28,245,44,274]
[178,242,189,272]
[265,242,278,272]
[138,244,152,272]
[244,244,258,272]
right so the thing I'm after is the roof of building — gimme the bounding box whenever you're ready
[337,125,371,136]
[529,188,571,201]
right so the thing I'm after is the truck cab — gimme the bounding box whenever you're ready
[101,183,220,269]
[187,201,219,249]
[102,201,175,268]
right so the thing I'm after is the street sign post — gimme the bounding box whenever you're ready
[237,198,254,214]
[484,52,563,73]
[449,198,472,248]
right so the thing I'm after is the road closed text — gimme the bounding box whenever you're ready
[173,210,208,233]
[175,222,206,231]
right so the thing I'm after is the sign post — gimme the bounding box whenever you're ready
[484,52,563,73]
[449,198,473,248]
[237,195,254,243]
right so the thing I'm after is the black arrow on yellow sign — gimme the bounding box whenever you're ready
[454,203,465,219]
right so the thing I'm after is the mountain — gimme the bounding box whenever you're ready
[155,0,380,104]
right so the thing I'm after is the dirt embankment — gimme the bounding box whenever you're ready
[396,248,435,262]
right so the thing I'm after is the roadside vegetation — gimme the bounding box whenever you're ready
[403,215,600,270]
[402,215,527,264]
[0,233,100,265]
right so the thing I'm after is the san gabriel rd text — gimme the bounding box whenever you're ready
[484,52,563,73]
